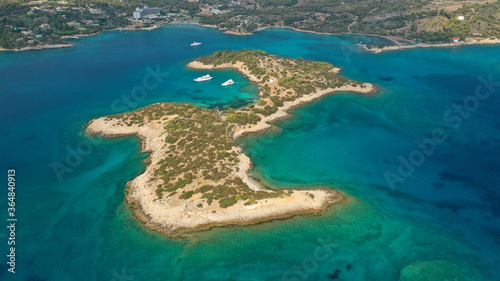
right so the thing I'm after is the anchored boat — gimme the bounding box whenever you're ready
[222,79,235,86]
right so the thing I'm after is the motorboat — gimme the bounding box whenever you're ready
[222,79,235,86]
[194,74,212,82]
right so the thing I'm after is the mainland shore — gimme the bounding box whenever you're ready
[85,53,376,237]
[86,114,342,237]
[0,43,73,52]
[363,37,500,54]
[3,19,499,53]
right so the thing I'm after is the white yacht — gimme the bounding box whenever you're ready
[221,79,235,86]
[194,74,212,82]
[190,42,202,46]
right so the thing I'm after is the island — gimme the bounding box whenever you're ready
[2,0,500,52]
[86,50,377,237]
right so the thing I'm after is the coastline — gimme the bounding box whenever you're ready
[232,84,377,139]
[186,60,376,140]
[253,26,404,45]
[86,114,342,238]
[85,54,376,238]
[0,43,73,52]
[3,20,499,53]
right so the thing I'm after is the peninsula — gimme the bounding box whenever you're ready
[364,37,500,54]
[86,50,376,237]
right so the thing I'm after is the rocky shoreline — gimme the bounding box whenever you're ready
[86,107,343,238]
[0,43,74,52]
[187,60,377,140]
[363,37,500,54]
[3,21,499,53]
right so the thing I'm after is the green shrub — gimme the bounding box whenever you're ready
[179,191,194,199]
[244,197,256,205]
[218,196,238,208]
[155,188,164,199]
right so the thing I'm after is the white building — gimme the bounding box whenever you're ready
[211,9,228,15]
[133,6,161,20]
[88,8,102,14]
[457,16,465,21]
[39,23,51,30]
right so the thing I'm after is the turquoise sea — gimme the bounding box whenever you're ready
[1,25,499,280]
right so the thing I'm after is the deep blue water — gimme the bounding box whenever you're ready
[0,25,499,280]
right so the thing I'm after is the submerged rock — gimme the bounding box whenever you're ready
[328,269,341,280]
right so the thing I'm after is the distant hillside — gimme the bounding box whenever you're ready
[1,0,499,50]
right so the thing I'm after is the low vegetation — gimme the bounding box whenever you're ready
[2,0,499,49]
[198,49,359,108]
[102,50,354,208]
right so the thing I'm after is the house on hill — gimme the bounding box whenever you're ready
[133,6,161,20]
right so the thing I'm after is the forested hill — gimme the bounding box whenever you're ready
[1,0,499,50]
